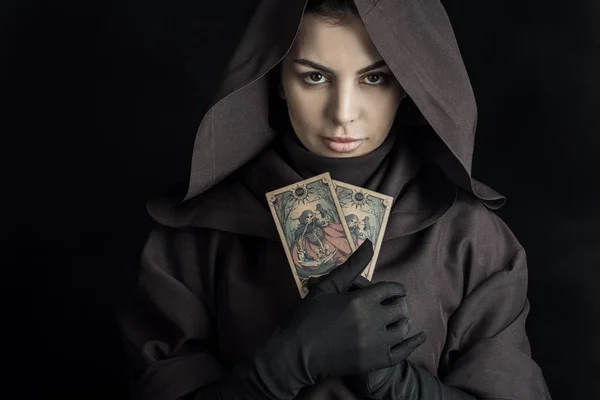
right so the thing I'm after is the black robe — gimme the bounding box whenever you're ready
[118,1,551,399]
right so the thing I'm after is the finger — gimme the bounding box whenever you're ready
[380,297,408,326]
[360,281,407,303]
[348,276,371,292]
[385,317,410,337]
[313,273,370,294]
[389,332,427,364]
[305,275,327,291]
[380,293,407,308]
[312,240,374,295]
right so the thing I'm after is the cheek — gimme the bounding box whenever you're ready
[366,91,401,125]
[378,89,403,115]
[286,89,323,128]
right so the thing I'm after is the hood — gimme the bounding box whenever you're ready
[148,0,504,236]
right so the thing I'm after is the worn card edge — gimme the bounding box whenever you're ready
[265,192,306,298]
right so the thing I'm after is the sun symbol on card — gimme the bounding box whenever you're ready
[291,184,313,204]
[350,190,372,210]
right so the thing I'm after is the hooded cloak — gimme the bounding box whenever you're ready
[119,1,551,399]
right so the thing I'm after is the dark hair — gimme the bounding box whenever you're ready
[304,0,359,23]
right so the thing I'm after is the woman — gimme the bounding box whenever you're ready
[119,0,552,399]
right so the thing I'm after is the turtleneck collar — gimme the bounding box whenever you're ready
[279,128,396,187]
[278,124,422,205]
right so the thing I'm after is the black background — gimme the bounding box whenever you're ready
[4,0,599,398]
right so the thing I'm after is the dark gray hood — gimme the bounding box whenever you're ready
[179,0,503,207]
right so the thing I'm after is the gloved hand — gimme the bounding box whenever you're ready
[342,278,476,400]
[189,241,424,400]
[347,361,478,400]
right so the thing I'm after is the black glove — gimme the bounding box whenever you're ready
[189,241,422,400]
[347,362,477,400]
[343,278,476,400]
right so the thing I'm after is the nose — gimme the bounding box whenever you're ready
[328,82,359,126]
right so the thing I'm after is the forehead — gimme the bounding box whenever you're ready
[290,14,383,69]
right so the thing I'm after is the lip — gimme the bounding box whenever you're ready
[322,136,365,153]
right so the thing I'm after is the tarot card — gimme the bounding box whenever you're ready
[266,173,355,297]
[333,180,393,281]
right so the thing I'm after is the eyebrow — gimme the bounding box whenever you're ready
[293,58,387,75]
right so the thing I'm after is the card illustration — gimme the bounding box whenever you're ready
[266,173,355,297]
[333,180,393,280]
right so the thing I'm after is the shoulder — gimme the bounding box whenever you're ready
[143,225,236,273]
[438,188,525,276]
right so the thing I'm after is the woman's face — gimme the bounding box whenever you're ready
[280,13,406,158]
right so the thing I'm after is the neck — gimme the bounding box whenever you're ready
[280,128,398,188]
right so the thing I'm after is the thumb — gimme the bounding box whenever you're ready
[348,275,372,292]
[308,240,374,296]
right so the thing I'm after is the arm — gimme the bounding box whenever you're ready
[346,246,551,399]
[438,248,551,399]
[343,279,476,400]
[118,226,229,400]
[121,233,419,400]
[188,241,423,400]
[346,361,476,400]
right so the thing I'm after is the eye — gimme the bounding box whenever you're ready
[302,72,328,85]
[362,73,388,85]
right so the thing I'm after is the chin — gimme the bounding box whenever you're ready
[321,146,369,158]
